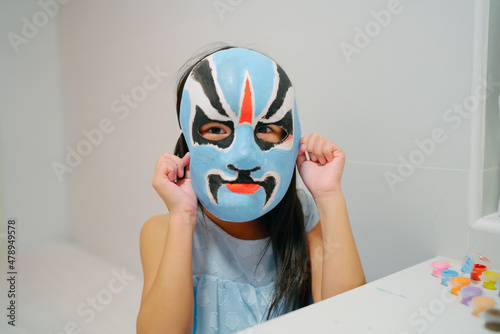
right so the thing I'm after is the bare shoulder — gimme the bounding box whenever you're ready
[140,214,170,262]
[140,214,169,244]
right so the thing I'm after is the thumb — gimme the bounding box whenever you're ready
[296,144,307,167]
[179,153,190,179]
[182,152,191,166]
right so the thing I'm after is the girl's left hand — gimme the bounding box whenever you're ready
[296,133,346,199]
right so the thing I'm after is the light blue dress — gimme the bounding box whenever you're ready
[191,190,320,333]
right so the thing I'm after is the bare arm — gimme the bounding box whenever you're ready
[299,133,365,302]
[137,152,198,333]
[314,192,365,299]
[136,214,195,334]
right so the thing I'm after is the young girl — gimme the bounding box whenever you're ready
[137,46,365,334]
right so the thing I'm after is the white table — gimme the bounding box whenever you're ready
[238,257,500,334]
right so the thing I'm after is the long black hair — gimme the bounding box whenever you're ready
[174,45,312,320]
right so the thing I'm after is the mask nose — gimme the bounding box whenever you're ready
[227,164,261,182]
[225,125,264,171]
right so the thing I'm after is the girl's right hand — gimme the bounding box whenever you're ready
[152,152,198,218]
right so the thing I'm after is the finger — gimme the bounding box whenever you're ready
[156,154,178,175]
[162,156,185,182]
[297,148,307,167]
[330,142,345,161]
[154,158,175,183]
[324,142,335,162]
[179,153,191,178]
[299,135,310,147]
[164,160,179,182]
[314,136,326,165]
[306,133,317,150]
[162,152,184,167]
[306,133,318,162]
[299,142,306,154]
[298,136,310,165]
[154,157,170,180]
[158,153,186,180]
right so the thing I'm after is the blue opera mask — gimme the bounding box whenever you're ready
[179,48,301,222]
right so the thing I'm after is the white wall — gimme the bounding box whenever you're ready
[0,0,69,250]
[471,0,500,266]
[482,0,500,217]
[1,0,498,284]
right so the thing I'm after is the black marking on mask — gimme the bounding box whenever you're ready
[208,170,277,205]
[254,109,294,151]
[263,65,292,120]
[192,59,228,117]
[192,106,234,149]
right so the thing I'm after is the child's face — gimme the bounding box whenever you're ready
[179,48,301,222]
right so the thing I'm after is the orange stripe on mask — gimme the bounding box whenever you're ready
[239,78,253,124]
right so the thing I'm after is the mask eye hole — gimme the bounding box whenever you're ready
[199,122,232,141]
[255,124,287,143]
